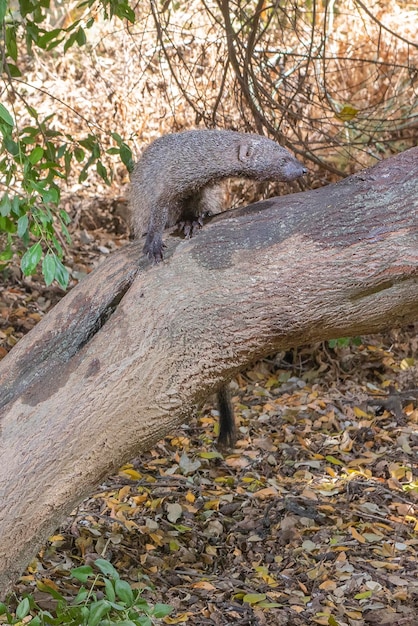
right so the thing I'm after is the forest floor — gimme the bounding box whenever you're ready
[1,197,417,626]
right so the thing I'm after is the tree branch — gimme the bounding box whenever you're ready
[0,147,417,594]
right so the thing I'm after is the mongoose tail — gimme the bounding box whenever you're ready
[217,384,236,447]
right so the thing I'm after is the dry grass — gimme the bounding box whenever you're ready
[5,0,417,202]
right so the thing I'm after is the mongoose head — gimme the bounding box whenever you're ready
[237,137,307,182]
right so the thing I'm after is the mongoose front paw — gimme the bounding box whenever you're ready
[177,217,204,238]
[143,234,166,262]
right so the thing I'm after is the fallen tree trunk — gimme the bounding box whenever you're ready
[0,148,417,595]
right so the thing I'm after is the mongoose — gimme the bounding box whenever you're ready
[130,129,307,261]
[129,129,307,445]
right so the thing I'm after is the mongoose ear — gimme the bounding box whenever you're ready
[238,142,254,162]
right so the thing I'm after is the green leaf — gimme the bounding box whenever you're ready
[199,451,223,459]
[5,25,18,61]
[104,577,116,603]
[42,253,56,286]
[21,242,42,275]
[114,579,134,606]
[74,147,85,162]
[0,246,13,263]
[0,602,8,616]
[37,28,63,48]
[71,565,94,583]
[41,187,60,204]
[113,2,135,23]
[111,132,123,144]
[0,0,7,22]
[94,558,120,579]
[120,143,133,171]
[17,214,29,237]
[137,617,152,626]
[5,63,22,77]
[96,160,110,184]
[55,257,70,289]
[0,194,11,217]
[16,597,31,619]
[4,136,19,155]
[76,27,86,45]
[63,31,76,53]
[152,603,173,618]
[59,209,71,225]
[0,215,16,234]
[0,104,14,127]
[325,455,344,466]
[29,146,44,164]
[242,593,267,605]
[354,590,373,599]
[87,600,111,626]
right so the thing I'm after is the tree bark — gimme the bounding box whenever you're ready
[0,147,417,595]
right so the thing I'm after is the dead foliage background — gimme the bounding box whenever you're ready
[0,1,417,624]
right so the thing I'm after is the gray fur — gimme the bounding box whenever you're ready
[129,129,306,261]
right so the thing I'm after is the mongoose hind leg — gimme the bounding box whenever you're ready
[177,216,204,239]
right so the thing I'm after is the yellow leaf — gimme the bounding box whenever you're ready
[346,610,363,619]
[225,455,252,468]
[37,578,59,592]
[347,455,376,467]
[335,104,359,122]
[170,436,189,446]
[193,581,216,590]
[325,467,337,478]
[123,520,139,530]
[164,612,192,623]
[369,560,399,570]
[185,491,195,503]
[349,526,366,543]
[301,488,318,500]
[389,464,409,480]
[203,499,220,510]
[119,468,142,480]
[118,485,131,500]
[318,580,337,590]
[387,478,403,491]
[253,487,278,500]
[149,533,164,546]
[255,565,277,586]
[400,358,414,370]
[131,494,148,505]
[380,542,394,557]
[48,534,65,542]
[353,406,370,418]
[340,431,353,452]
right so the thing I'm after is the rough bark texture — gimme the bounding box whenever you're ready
[0,148,417,595]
